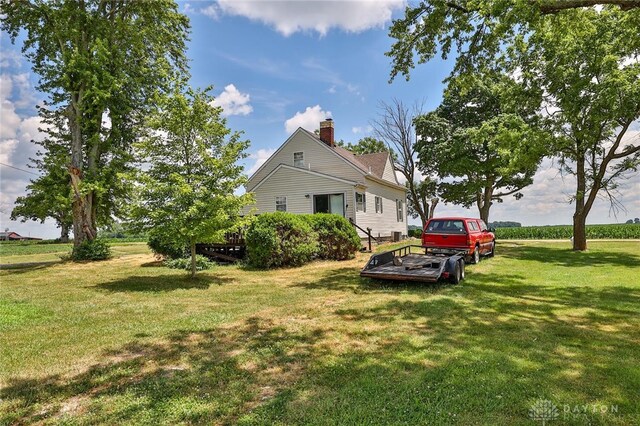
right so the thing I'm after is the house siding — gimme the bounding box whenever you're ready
[246,130,363,192]
[381,157,399,184]
[355,177,408,239]
[246,166,356,221]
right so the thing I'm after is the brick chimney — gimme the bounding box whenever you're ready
[319,118,334,147]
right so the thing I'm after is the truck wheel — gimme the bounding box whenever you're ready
[488,241,495,257]
[459,259,465,281]
[471,246,480,264]
[450,261,462,284]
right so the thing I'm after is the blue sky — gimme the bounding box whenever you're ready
[1,1,639,239]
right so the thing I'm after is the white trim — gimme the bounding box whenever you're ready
[365,173,406,191]
[250,163,359,192]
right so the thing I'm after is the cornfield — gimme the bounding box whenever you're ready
[495,224,640,240]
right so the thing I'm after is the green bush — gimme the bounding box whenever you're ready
[245,212,318,268]
[303,213,360,260]
[147,232,186,259]
[71,239,111,261]
[408,228,423,238]
[164,255,212,271]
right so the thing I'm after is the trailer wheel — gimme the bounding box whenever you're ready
[459,258,465,281]
[450,261,462,284]
[471,246,480,264]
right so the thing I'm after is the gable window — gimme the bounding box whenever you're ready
[356,192,366,212]
[293,152,304,168]
[275,196,287,212]
[375,196,383,214]
[396,199,404,222]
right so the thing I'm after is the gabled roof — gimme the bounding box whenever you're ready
[251,163,359,192]
[299,128,393,180]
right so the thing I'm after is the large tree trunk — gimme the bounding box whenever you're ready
[477,186,493,224]
[59,221,70,243]
[67,98,97,247]
[573,154,588,250]
[429,198,439,219]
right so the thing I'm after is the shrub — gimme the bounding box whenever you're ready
[71,239,111,261]
[245,212,318,268]
[303,213,360,260]
[164,255,212,271]
[408,228,423,238]
[147,232,186,259]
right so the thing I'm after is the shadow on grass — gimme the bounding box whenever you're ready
[0,260,64,274]
[497,243,640,268]
[92,274,234,292]
[0,317,325,425]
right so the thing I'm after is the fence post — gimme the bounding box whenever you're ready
[367,227,372,252]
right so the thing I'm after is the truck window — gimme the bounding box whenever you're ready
[467,221,479,231]
[426,220,465,234]
[478,220,488,231]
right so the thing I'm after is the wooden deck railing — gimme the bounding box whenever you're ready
[349,218,377,252]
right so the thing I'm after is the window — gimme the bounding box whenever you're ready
[396,199,404,222]
[275,196,287,212]
[375,196,383,214]
[426,220,465,234]
[467,221,479,231]
[479,220,488,231]
[293,152,304,167]
[356,192,366,212]
[313,194,345,216]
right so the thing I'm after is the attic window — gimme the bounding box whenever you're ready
[293,152,304,167]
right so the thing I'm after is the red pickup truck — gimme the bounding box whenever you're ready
[422,217,495,264]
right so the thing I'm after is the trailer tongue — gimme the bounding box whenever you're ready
[360,245,466,284]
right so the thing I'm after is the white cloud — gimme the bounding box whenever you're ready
[211,84,253,117]
[0,139,18,164]
[284,105,331,134]
[201,3,219,19]
[328,85,337,94]
[247,148,276,174]
[215,0,405,36]
[352,126,362,134]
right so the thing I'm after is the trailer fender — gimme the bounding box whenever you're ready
[445,255,462,274]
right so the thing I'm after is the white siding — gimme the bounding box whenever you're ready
[246,166,356,221]
[381,157,399,184]
[355,177,408,238]
[247,129,363,191]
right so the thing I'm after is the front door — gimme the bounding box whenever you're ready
[313,193,345,216]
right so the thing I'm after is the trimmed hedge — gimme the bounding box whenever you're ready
[245,212,318,268]
[304,213,360,260]
[164,255,213,271]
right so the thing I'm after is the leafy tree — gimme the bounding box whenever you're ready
[11,163,72,242]
[339,137,394,157]
[131,87,253,278]
[372,99,439,227]
[386,3,640,250]
[1,0,190,249]
[415,74,547,224]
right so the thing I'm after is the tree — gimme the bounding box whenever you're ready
[131,87,253,278]
[1,1,190,249]
[372,99,438,227]
[386,3,640,250]
[415,73,547,224]
[339,137,394,157]
[11,154,72,242]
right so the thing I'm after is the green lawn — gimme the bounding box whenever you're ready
[1,241,639,425]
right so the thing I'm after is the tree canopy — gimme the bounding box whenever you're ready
[387,2,640,249]
[1,0,190,250]
[131,87,253,277]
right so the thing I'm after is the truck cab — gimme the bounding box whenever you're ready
[421,217,495,263]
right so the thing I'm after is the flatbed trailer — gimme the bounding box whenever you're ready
[360,245,466,284]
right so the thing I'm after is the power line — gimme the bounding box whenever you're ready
[0,162,39,176]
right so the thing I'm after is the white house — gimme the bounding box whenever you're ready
[245,119,408,239]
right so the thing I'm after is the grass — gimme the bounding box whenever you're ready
[0,242,150,265]
[1,240,639,425]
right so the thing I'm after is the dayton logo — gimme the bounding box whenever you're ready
[529,399,559,425]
